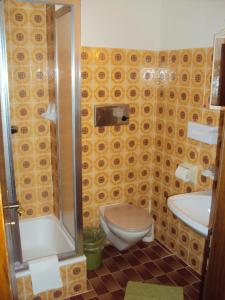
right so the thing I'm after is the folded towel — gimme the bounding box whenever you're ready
[28,255,62,295]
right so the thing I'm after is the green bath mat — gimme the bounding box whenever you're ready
[124,281,184,300]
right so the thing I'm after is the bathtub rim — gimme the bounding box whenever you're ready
[15,214,83,272]
[15,255,86,278]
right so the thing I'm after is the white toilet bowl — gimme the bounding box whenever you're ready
[100,203,154,251]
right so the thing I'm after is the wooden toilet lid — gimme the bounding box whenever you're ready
[104,204,152,232]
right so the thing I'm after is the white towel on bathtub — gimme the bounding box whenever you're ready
[28,254,62,295]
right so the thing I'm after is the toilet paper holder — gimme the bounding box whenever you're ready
[175,162,198,184]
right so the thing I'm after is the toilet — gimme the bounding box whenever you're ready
[100,203,154,251]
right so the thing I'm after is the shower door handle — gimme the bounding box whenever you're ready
[3,203,20,209]
[3,202,24,216]
[11,125,18,134]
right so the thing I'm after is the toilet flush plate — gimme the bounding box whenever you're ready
[94,104,129,127]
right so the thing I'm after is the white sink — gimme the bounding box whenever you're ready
[167,190,212,236]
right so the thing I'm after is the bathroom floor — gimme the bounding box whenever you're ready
[69,240,202,300]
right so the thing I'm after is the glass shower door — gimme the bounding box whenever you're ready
[0,0,22,266]
[55,7,81,241]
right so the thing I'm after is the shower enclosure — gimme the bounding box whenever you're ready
[0,0,82,297]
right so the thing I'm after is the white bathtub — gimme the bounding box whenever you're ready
[16,215,86,282]
[19,215,75,262]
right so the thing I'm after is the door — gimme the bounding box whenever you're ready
[55,5,83,253]
[203,111,225,299]
[55,7,75,239]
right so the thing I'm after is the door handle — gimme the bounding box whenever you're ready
[11,125,18,134]
[3,202,25,216]
[3,203,20,209]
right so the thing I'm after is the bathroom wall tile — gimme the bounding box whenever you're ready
[26,293,48,300]
[48,287,67,300]
[16,277,25,300]
[17,261,87,300]
[67,278,87,297]
[6,0,220,279]
[81,46,158,227]
[5,0,54,219]
[67,262,87,282]
[80,45,221,275]
[152,48,221,275]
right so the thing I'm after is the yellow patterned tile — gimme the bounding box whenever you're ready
[127,67,140,84]
[67,262,86,282]
[191,69,206,88]
[127,50,141,66]
[81,47,93,65]
[47,287,67,300]
[192,48,206,68]
[180,49,192,67]
[94,48,109,65]
[159,51,168,67]
[110,48,126,65]
[178,68,191,86]
[142,50,157,67]
[94,66,109,84]
[168,50,180,67]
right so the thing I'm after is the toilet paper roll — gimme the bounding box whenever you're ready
[175,165,190,182]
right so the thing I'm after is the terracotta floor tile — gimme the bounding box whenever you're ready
[101,251,110,260]
[134,264,154,281]
[168,271,189,287]
[132,249,149,263]
[146,240,159,248]
[87,281,93,290]
[67,240,202,300]
[111,289,125,300]
[112,255,130,269]
[101,274,120,292]
[174,255,188,267]
[103,245,120,257]
[87,270,98,279]
[192,281,203,292]
[89,277,109,295]
[155,258,174,273]
[128,244,140,251]
[164,255,187,270]
[97,292,115,300]
[123,252,141,266]
[112,270,129,288]
[156,240,172,253]
[156,274,176,286]
[145,277,161,284]
[70,295,84,300]
[81,289,97,300]
[144,261,164,277]
[143,247,161,260]
[184,285,201,300]
[123,267,143,281]
[184,294,193,300]
[151,245,171,258]
[136,241,150,249]
[103,258,120,273]
[186,266,202,280]
[177,268,200,284]
[95,265,110,276]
